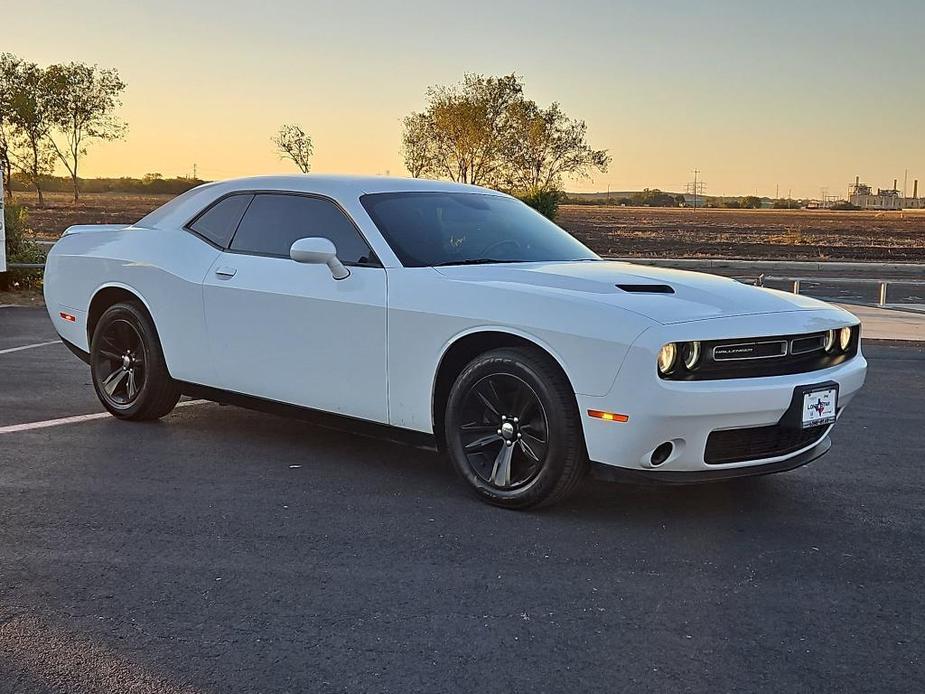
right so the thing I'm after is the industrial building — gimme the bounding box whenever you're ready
[849,176,924,209]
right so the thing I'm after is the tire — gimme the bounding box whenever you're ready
[444,347,587,509]
[90,301,181,421]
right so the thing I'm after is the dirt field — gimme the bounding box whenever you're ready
[558,205,925,262]
[9,192,925,262]
[10,191,174,239]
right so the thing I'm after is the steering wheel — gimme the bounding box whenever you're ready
[479,238,522,259]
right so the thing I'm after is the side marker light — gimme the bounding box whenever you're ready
[588,410,629,423]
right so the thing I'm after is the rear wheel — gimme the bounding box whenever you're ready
[444,347,586,508]
[90,302,180,420]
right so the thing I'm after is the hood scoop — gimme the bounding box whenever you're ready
[616,283,675,294]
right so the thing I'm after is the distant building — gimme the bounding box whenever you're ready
[849,176,924,209]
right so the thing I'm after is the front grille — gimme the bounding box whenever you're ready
[704,423,828,465]
[660,326,860,381]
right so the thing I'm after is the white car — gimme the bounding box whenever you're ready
[44,176,867,507]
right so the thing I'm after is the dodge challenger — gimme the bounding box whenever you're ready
[43,176,867,507]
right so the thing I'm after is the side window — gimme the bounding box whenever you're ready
[188,194,253,248]
[230,194,373,264]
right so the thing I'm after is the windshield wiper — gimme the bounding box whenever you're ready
[433,258,525,267]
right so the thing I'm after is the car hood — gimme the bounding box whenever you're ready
[433,260,838,325]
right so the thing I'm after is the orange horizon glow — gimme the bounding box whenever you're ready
[3,1,923,199]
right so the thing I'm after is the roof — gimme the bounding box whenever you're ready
[208,174,498,197]
[137,175,506,230]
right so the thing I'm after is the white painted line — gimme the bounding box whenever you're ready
[0,340,60,355]
[0,399,210,435]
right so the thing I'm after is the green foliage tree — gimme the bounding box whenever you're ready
[0,53,23,200]
[502,100,609,193]
[6,59,56,206]
[402,73,524,186]
[517,188,564,220]
[741,195,762,209]
[631,188,681,207]
[401,74,609,220]
[272,123,314,174]
[400,112,432,179]
[1,202,44,289]
[45,62,126,202]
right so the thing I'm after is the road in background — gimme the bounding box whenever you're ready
[1,307,923,693]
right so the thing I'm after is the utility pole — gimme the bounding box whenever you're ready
[687,169,704,209]
[693,169,699,210]
[193,163,198,180]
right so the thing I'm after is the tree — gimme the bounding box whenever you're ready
[6,60,56,206]
[402,73,524,186]
[401,74,609,198]
[741,196,762,209]
[272,124,313,173]
[45,62,126,202]
[0,53,23,200]
[400,112,432,178]
[502,101,609,192]
[631,188,681,207]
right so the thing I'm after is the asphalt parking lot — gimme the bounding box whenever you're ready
[1,306,924,693]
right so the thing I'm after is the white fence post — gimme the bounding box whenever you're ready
[0,177,6,273]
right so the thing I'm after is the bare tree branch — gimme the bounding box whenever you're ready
[272,124,313,174]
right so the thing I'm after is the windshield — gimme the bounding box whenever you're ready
[360,192,598,267]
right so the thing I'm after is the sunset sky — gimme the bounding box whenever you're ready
[3,0,923,197]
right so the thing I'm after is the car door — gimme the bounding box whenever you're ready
[201,192,388,423]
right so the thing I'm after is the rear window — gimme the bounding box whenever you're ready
[136,184,219,228]
[188,194,254,248]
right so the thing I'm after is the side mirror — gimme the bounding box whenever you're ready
[290,237,350,280]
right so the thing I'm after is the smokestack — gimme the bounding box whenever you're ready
[894,178,898,191]
[856,176,860,187]
[915,180,919,199]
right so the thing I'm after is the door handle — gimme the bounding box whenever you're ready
[215,266,237,279]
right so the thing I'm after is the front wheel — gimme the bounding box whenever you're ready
[90,302,181,421]
[444,347,587,508]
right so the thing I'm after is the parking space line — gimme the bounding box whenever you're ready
[0,341,60,355]
[0,399,210,435]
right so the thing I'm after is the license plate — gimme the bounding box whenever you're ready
[801,387,837,428]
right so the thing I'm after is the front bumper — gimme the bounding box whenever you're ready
[577,312,867,479]
[590,437,831,484]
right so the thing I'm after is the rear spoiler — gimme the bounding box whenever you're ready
[62,224,132,236]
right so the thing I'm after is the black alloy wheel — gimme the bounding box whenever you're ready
[94,318,146,406]
[456,373,550,490]
[445,347,586,508]
[90,302,181,420]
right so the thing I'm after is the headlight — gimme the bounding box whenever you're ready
[681,341,701,370]
[839,326,852,351]
[823,329,836,352]
[657,343,677,374]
